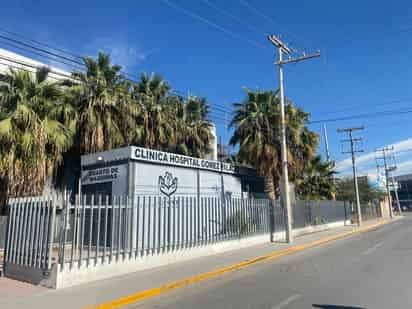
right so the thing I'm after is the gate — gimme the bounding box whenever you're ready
[4,196,57,286]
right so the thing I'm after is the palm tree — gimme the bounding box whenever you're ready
[230,89,282,200]
[131,73,174,150]
[295,156,336,200]
[132,74,213,158]
[69,52,132,154]
[180,96,213,158]
[230,89,319,200]
[0,67,75,197]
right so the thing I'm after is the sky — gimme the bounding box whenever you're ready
[1,0,412,177]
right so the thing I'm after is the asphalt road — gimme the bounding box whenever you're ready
[137,214,412,309]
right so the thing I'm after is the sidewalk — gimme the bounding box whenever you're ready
[0,217,398,309]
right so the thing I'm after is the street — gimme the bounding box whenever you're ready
[136,214,411,309]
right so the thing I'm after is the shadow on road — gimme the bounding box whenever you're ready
[313,305,366,309]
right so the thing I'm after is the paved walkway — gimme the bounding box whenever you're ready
[0,218,397,309]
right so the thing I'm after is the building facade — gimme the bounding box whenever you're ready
[81,146,265,202]
[394,173,412,209]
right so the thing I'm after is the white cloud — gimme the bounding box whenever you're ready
[83,37,158,70]
[336,137,412,174]
[393,160,412,176]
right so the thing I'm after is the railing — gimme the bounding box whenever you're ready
[57,196,281,270]
[361,203,380,221]
[292,200,349,228]
[5,196,57,270]
[4,194,356,276]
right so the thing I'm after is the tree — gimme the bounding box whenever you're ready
[69,52,133,154]
[180,96,213,158]
[0,67,75,197]
[230,90,281,200]
[131,72,174,150]
[132,73,213,158]
[335,176,385,203]
[295,156,336,200]
[230,89,319,200]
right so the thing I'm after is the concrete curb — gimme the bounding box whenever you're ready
[89,218,399,309]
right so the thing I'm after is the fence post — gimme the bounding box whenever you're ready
[47,196,57,270]
[59,194,69,270]
[269,199,275,242]
[4,200,12,266]
[343,201,348,225]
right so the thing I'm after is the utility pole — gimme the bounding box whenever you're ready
[323,124,331,162]
[218,136,227,232]
[391,173,401,215]
[338,126,364,226]
[267,35,320,243]
[375,146,401,216]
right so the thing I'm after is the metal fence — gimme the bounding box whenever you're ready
[4,197,57,270]
[292,200,349,228]
[57,195,278,270]
[361,203,380,221]
[3,194,358,279]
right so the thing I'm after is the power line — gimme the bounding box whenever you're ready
[0,29,235,115]
[309,107,412,124]
[0,61,63,82]
[201,0,264,35]
[0,53,73,79]
[0,27,83,60]
[238,0,314,53]
[313,97,412,117]
[161,0,269,50]
[0,34,83,66]
[0,52,233,125]
[8,27,412,128]
[0,40,85,71]
[239,0,279,27]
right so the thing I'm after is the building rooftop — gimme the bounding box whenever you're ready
[395,173,412,182]
[0,47,71,80]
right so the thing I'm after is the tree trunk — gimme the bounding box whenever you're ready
[264,172,276,201]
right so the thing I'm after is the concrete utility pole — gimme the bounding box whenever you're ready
[375,146,401,216]
[338,126,364,226]
[391,173,401,214]
[267,35,320,243]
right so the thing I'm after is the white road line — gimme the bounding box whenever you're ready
[361,242,383,256]
[271,294,302,309]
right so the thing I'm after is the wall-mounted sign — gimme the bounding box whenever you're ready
[81,165,124,185]
[132,147,235,174]
[158,172,178,197]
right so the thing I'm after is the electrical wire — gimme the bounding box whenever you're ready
[308,107,412,124]
[0,30,234,116]
[161,0,269,51]
[5,28,412,130]
[0,27,83,60]
[0,53,73,79]
[0,61,63,81]
[0,40,85,71]
[0,34,83,66]
[201,0,264,35]
[238,0,313,54]
[0,52,232,121]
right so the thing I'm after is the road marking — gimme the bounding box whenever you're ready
[271,294,301,309]
[361,242,383,256]
[90,220,393,309]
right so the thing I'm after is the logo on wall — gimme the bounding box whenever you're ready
[158,172,178,197]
